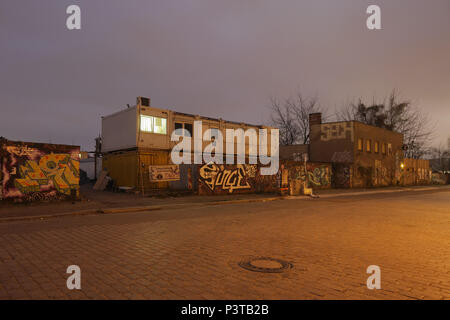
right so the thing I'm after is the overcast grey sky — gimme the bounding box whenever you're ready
[1,0,449,151]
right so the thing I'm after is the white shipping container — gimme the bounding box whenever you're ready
[101,106,138,152]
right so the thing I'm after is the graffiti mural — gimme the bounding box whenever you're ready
[332,163,351,188]
[282,161,332,195]
[198,163,278,195]
[1,139,80,202]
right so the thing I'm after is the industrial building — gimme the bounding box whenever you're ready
[101,96,277,193]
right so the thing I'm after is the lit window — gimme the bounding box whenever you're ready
[374,141,379,153]
[153,117,167,134]
[366,139,371,152]
[357,138,363,151]
[140,115,167,134]
[140,115,153,132]
[388,143,392,155]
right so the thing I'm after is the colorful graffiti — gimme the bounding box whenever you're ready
[198,163,278,195]
[287,163,331,188]
[1,140,80,201]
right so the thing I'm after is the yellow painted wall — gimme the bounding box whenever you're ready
[102,149,170,191]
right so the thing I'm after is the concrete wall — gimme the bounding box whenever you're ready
[79,157,102,180]
[0,139,80,202]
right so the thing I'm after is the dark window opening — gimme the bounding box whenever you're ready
[184,123,193,137]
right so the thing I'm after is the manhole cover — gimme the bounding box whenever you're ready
[238,257,293,273]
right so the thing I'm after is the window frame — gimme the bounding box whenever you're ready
[366,139,371,153]
[140,115,167,135]
[140,115,154,133]
[357,138,363,151]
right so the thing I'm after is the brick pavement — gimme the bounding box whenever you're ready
[0,189,449,300]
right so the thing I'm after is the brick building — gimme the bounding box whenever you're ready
[308,113,404,188]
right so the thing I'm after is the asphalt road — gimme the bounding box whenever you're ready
[0,188,449,299]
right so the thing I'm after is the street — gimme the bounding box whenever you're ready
[0,188,449,300]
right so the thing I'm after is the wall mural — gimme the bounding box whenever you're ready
[1,140,80,201]
[198,162,278,195]
[286,163,332,188]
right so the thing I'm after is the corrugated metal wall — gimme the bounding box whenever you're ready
[138,151,170,191]
[102,149,170,192]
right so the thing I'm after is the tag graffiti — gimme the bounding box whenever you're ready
[15,153,79,196]
[199,163,253,193]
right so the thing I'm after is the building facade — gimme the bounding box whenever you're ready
[309,113,404,188]
[101,97,277,193]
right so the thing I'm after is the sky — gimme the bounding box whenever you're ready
[1,0,449,151]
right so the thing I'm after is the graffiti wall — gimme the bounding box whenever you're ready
[282,161,332,195]
[0,139,80,202]
[198,163,279,195]
[332,163,351,188]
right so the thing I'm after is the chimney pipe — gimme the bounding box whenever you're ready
[309,113,322,126]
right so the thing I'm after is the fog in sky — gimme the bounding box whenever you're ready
[1,0,449,151]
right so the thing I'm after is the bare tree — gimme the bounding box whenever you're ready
[337,91,434,158]
[270,93,321,145]
[429,143,450,172]
[270,97,299,145]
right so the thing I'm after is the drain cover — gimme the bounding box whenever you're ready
[238,257,293,273]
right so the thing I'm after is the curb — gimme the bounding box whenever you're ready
[0,196,283,223]
[288,185,450,200]
[0,186,447,223]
